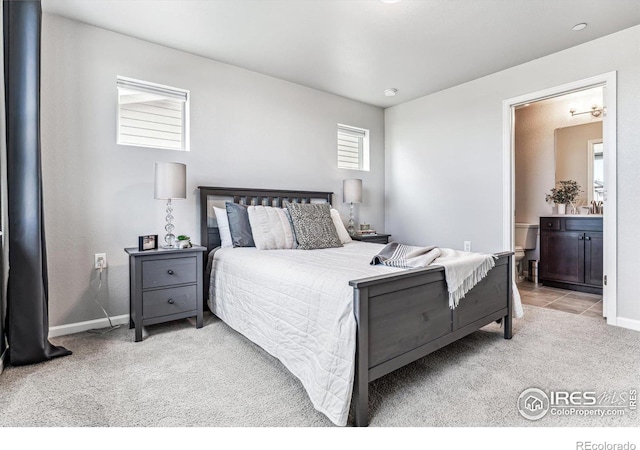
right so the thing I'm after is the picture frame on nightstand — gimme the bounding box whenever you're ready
[138,234,158,251]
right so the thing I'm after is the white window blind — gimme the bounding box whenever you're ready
[338,124,369,171]
[117,76,190,151]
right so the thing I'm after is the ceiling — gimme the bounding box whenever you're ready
[41,0,640,108]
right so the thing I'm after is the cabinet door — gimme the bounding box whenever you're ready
[540,231,585,283]
[584,232,603,286]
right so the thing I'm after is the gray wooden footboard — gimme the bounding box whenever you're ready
[349,251,513,427]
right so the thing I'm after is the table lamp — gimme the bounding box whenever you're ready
[343,179,362,236]
[154,162,186,248]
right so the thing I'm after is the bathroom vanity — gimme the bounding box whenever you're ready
[539,215,603,294]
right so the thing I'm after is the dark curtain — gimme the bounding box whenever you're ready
[4,0,70,365]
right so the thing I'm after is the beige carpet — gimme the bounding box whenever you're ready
[0,305,638,427]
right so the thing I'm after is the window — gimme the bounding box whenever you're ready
[117,76,189,151]
[337,124,369,171]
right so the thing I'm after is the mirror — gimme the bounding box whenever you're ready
[554,123,603,207]
[588,140,604,202]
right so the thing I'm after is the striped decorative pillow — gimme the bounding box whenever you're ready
[247,206,295,250]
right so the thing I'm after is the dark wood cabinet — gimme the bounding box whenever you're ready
[539,217,602,294]
[540,230,584,284]
[584,232,604,287]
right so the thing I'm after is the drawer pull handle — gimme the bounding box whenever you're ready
[168,299,174,304]
[585,236,591,241]
[548,222,553,227]
[578,236,584,240]
[167,270,174,275]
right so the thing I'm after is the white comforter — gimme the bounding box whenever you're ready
[209,242,400,425]
[209,242,520,425]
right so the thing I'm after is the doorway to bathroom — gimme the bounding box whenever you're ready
[502,72,617,326]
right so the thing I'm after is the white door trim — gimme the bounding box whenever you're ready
[586,138,604,204]
[502,71,617,326]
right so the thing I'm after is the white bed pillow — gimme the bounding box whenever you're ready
[330,208,352,244]
[213,206,233,248]
[247,205,295,250]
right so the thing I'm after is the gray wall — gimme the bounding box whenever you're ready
[41,14,385,327]
[385,25,640,323]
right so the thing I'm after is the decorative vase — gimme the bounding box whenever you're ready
[557,203,566,215]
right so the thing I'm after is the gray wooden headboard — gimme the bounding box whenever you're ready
[198,186,334,307]
[198,186,334,255]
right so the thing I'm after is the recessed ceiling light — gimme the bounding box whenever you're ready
[524,103,530,107]
[384,88,398,97]
[572,23,587,31]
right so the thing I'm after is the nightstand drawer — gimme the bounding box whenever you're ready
[143,285,197,318]
[352,233,391,244]
[142,257,197,289]
[364,236,390,244]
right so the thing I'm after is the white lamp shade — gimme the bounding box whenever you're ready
[343,179,363,204]
[154,162,187,200]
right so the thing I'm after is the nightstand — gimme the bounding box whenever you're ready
[125,245,207,342]
[351,233,392,245]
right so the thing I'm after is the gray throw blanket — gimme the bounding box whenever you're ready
[371,242,497,308]
[370,242,441,268]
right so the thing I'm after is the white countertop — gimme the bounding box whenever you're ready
[543,214,603,218]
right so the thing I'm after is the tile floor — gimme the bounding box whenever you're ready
[517,280,604,319]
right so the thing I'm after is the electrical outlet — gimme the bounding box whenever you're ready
[94,253,107,269]
[463,241,471,252]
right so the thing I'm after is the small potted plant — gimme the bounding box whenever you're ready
[545,180,582,214]
[176,235,192,249]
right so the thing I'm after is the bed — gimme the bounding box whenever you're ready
[199,186,514,426]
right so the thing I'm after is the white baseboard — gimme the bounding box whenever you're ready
[48,314,130,338]
[0,348,7,376]
[615,316,640,332]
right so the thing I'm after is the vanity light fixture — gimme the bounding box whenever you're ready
[572,23,587,31]
[569,105,603,118]
[384,88,398,97]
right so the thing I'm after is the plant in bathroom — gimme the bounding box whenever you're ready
[545,180,582,207]
[176,235,192,248]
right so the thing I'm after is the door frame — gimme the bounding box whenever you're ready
[502,72,617,326]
